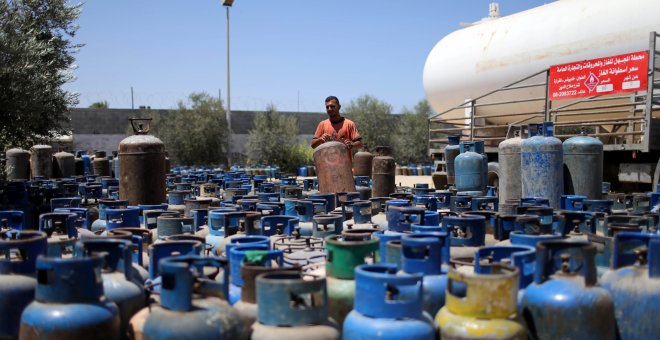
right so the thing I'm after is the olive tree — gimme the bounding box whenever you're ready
[0,0,82,149]
[343,94,394,152]
[393,99,432,164]
[247,104,311,172]
[153,92,229,166]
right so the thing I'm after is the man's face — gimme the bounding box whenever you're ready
[325,99,340,119]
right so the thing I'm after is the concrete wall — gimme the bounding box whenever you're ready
[68,108,326,157]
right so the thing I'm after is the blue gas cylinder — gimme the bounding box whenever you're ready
[141,256,246,339]
[312,214,343,238]
[521,240,616,339]
[38,212,78,257]
[387,206,426,232]
[252,272,340,340]
[343,263,436,339]
[19,255,120,339]
[455,141,486,194]
[521,122,563,209]
[442,214,486,247]
[77,238,146,339]
[601,232,660,339]
[148,240,204,280]
[0,230,47,338]
[401,232,450,316]
[92,199,129,231]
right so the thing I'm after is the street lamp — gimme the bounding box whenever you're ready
[223,0,233,165]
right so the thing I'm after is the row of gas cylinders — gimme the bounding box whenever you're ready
[2,165,660,339]
[6,146,122,180]
[444,122,603,209]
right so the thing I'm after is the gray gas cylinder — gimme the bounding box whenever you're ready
[53,151,75,178]
[563,130,603,199]
[30,145,53,179]
[498,129,523,203]
[5,148,30,180]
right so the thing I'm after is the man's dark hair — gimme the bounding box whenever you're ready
[325,96,340,105]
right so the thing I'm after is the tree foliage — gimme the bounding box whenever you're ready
[0,0,82,149]
[152,92,229,166]
[247,104,310,172]
[89,100,108,109]
[343,94,394,152]
[393,99,431,164]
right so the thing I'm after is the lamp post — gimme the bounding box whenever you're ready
[223,0,233,165]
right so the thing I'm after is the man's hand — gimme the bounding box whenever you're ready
[320,133,333,142]
[342,139,353,150]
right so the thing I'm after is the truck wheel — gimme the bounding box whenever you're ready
[488,162,500,194]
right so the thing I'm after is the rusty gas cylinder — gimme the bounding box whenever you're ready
[118,118,166,205]
[371,146,396,198]
[353,149,374,178]
[314,141,356,194]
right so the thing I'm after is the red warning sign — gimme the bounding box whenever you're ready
[549,51,648,100]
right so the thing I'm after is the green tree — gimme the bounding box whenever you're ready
[154,92,229,166]
[343,94,394,152]
[394,99,432,164]
[89,100,109,109]
[247,104,307,172]
[0,0,82,149]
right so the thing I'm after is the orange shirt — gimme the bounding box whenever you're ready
[313,117,361,144]
[313,117,361,161]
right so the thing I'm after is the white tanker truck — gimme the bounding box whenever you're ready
[423,0,660,192]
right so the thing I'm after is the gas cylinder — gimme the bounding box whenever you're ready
[313,213,343,238]
[6,148,30,180]
[118,118,166,205]
[401,232,450,316]
[93,150,111,177]
[563,130,603,199]
[314,141,356,194]
[343,263,436,339]
[139,256,246,340]
[92,199,129,232]
[436,264,525,339]
[444,135,461,185]
[442,214,486,258]
[354,149,374,178]
[498,129,523,203]
[52,151,75,178]
[251,271,340,340]
[38,212,78,257]
[601,232,660,339]
[234,264,302,338]
[19,255,120,339]
[521,122,563,209]
[325,234,379,325]
[475,245,536,289]
[0,230,47,338]
[77,238,146,340]
[371,146,396,198]
[30,144,53,179]
[227,245,282,305]
[521,240,616,339]
[455,141,486,194]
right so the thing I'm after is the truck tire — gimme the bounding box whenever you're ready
[488,162,500,194]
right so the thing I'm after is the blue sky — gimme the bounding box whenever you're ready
[66,0,548,113]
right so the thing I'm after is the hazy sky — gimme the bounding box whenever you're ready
[65,0,549,113]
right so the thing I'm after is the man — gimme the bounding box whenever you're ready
[311,96,363,158]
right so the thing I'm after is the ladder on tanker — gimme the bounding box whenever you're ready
[428,31,660,156]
